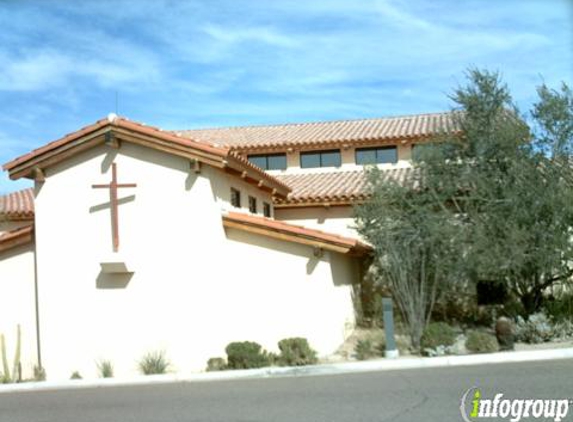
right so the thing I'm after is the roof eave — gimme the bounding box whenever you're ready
[2,117,290,198]
[222,212,371,256]
[0,225,34,254]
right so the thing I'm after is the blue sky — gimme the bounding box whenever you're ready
[0,0,571,193]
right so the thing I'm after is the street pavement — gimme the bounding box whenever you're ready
[0,359,572,422]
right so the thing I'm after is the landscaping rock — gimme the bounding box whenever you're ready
[495,317,515,351]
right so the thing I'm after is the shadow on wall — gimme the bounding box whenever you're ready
[329,252,359,287]
[306,247,325,275]
[89,195,136,214]
[185,171,198,191]
[101,150,118,174]
[96,271,133,289]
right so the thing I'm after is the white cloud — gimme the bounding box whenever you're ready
[202,24,298,48]
[0,51,73,91]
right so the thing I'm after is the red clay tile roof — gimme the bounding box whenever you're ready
[274,167,417,206]
[0,224,34,253]
[223,211,370,255]
[3,116,228,172]
[0,188,34,220]
[175,112,459,152]
[2,115,290,198]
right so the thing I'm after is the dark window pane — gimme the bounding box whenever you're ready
[263,202,271,217]
[356,147,398,165]
[356,149,377,165]
[300,152,321,168]
[231,188,241,208]
[320,150,341,167]
[376,147,397,163]
[248,155,267,170]
[249,196,257,213]
[267,154,287,170]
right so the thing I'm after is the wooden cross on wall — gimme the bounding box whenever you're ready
[92,163,136,252]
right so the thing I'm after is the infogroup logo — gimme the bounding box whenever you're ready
[460,387,571,422]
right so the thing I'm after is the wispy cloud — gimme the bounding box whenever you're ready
[202,24,298,48]
[0,0,571,193]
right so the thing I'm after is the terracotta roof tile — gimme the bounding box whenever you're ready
[175,112,459,151]
[0,188,34,220]
[223,211,370,254]
[2,116,290,198]
[274,167,417,206]
[0,224,34,253]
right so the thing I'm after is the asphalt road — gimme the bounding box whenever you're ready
[1,359,572,422]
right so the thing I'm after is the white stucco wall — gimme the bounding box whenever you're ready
[275,206,358,238]
[0,243,37,380]
[33,142,358,380]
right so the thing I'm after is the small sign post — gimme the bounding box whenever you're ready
[382,297,399,359]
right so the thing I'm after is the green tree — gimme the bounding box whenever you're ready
[357,69,573,340]
[437,71,573,315]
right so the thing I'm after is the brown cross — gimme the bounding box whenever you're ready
[92,163,136,252]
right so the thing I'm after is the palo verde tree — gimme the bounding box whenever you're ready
[355,165,463,350]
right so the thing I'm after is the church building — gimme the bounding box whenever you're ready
[0,112,453,380]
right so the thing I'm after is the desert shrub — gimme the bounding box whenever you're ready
[70,371,82,380]
[495,318,515,351]
[138,351,170,375]
[434,285,507,328]
[206,357,227,372]
[515,313,553,344]
[225,341,270,369]
[515,312,573,344]
[544,293,573,322]
[552,320,573,340]
[277,338,318,366]
[354,339,377,361]
[465,331,499,354]
[420,322,456,350]
[97,360,114,378]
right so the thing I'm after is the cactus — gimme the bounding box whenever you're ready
[12,325,21,382]
[0,325,22,383]
[1,333,9,382]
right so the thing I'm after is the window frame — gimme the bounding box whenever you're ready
[230,188,241,208]
[300,149,342,169]
[355,146,398,165]
[248,196,257,214]
[247,153,287,171]
[263,202,272,218]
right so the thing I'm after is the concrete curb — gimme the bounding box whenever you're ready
[2,347,572,394]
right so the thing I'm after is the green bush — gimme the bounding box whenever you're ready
[70,371,82,380]
[206,357,227,372]
[277,338,318,366]
[354,339,377,360]
[138,351,170,375]
[420,322,456,350]
[225,341,270,369]
[97,360,114,378]
[465,331,499,354]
